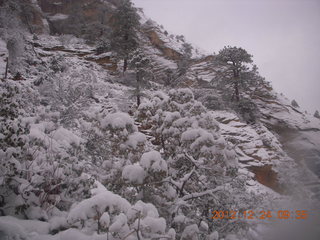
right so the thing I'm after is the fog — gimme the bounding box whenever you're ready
[133,0,320,113]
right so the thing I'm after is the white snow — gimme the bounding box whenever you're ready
[140,151,168,173]
[100,112,136,131]
[0,216,50,235]
[125,132,146,149]
[99,212,110,228]
[181,224,199,240]
[29,124,83,150]
[67,185,131,223]
[48,14,69,21]
[109,213,128,233]
[128,200,159,219]
[122,164,146,184]
[52,127,83,148]
[140,216,166,234]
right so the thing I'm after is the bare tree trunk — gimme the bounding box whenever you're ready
[123,58,128,73]
[233,68,240,102]
[136,211,141,240]
[137,94,141,106]
[136,72,141,106]
[234,80,240,102]
[4,57,8,80]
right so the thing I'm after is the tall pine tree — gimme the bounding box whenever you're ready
[110,0,140,73]
[129,48,153,106]
[215,46,253,101]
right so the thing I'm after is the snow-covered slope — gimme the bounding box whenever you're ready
[1,0,320,239]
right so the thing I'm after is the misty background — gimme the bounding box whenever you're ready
[133,0,320,113]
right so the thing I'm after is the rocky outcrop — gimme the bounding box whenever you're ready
[145,30,181,60]
[38,0,114,37]
[249,165,282,193]
[253,88,320,181]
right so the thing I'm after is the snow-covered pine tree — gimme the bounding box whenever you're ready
[214,46,253,102]
[163,68,175,86]
[129,48,153,106]
[177,42,193,77]
[291,99,299,108]
[314,110,320,119]
[110,0,140,72]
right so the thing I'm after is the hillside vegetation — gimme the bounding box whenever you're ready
[0,1,319,239]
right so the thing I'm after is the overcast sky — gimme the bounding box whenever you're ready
[132,0,320,113]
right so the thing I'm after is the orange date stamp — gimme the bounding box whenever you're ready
[211,210,308,220]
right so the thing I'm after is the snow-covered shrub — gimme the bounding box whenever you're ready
[0,81,97,221]
[135,88,259,238]
[99,112,146,161]
[140,151,168,178]
[36,61,97,127]
[232,98,259,124]
[0,81,31,216]
[122,164,146,185]
[67,182,173,239]
[83,111,147,198]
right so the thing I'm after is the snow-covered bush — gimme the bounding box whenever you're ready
[98,112,147,161]
[83,111,147,198]
[36,61,97,127]
[0,80,96,222]
[67,182,173,239]
[135,88,259,238]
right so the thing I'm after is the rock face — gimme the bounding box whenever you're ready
[37,0,114,38]
[254,89,320,180]
[0,0,49,34]
[145,30,182,60]
[249,165,282,193]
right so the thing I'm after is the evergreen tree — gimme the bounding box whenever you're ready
[177,42,193,76]
[314,110,320,119]
[129,48,153,106]
[110,0,140,72]
[163,68,175,86]
[291,99,299,108]
[215,46,253,101]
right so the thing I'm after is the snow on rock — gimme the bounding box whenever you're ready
[211,110,284,165]
[140,151,168,173]
[122,164,146,184]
